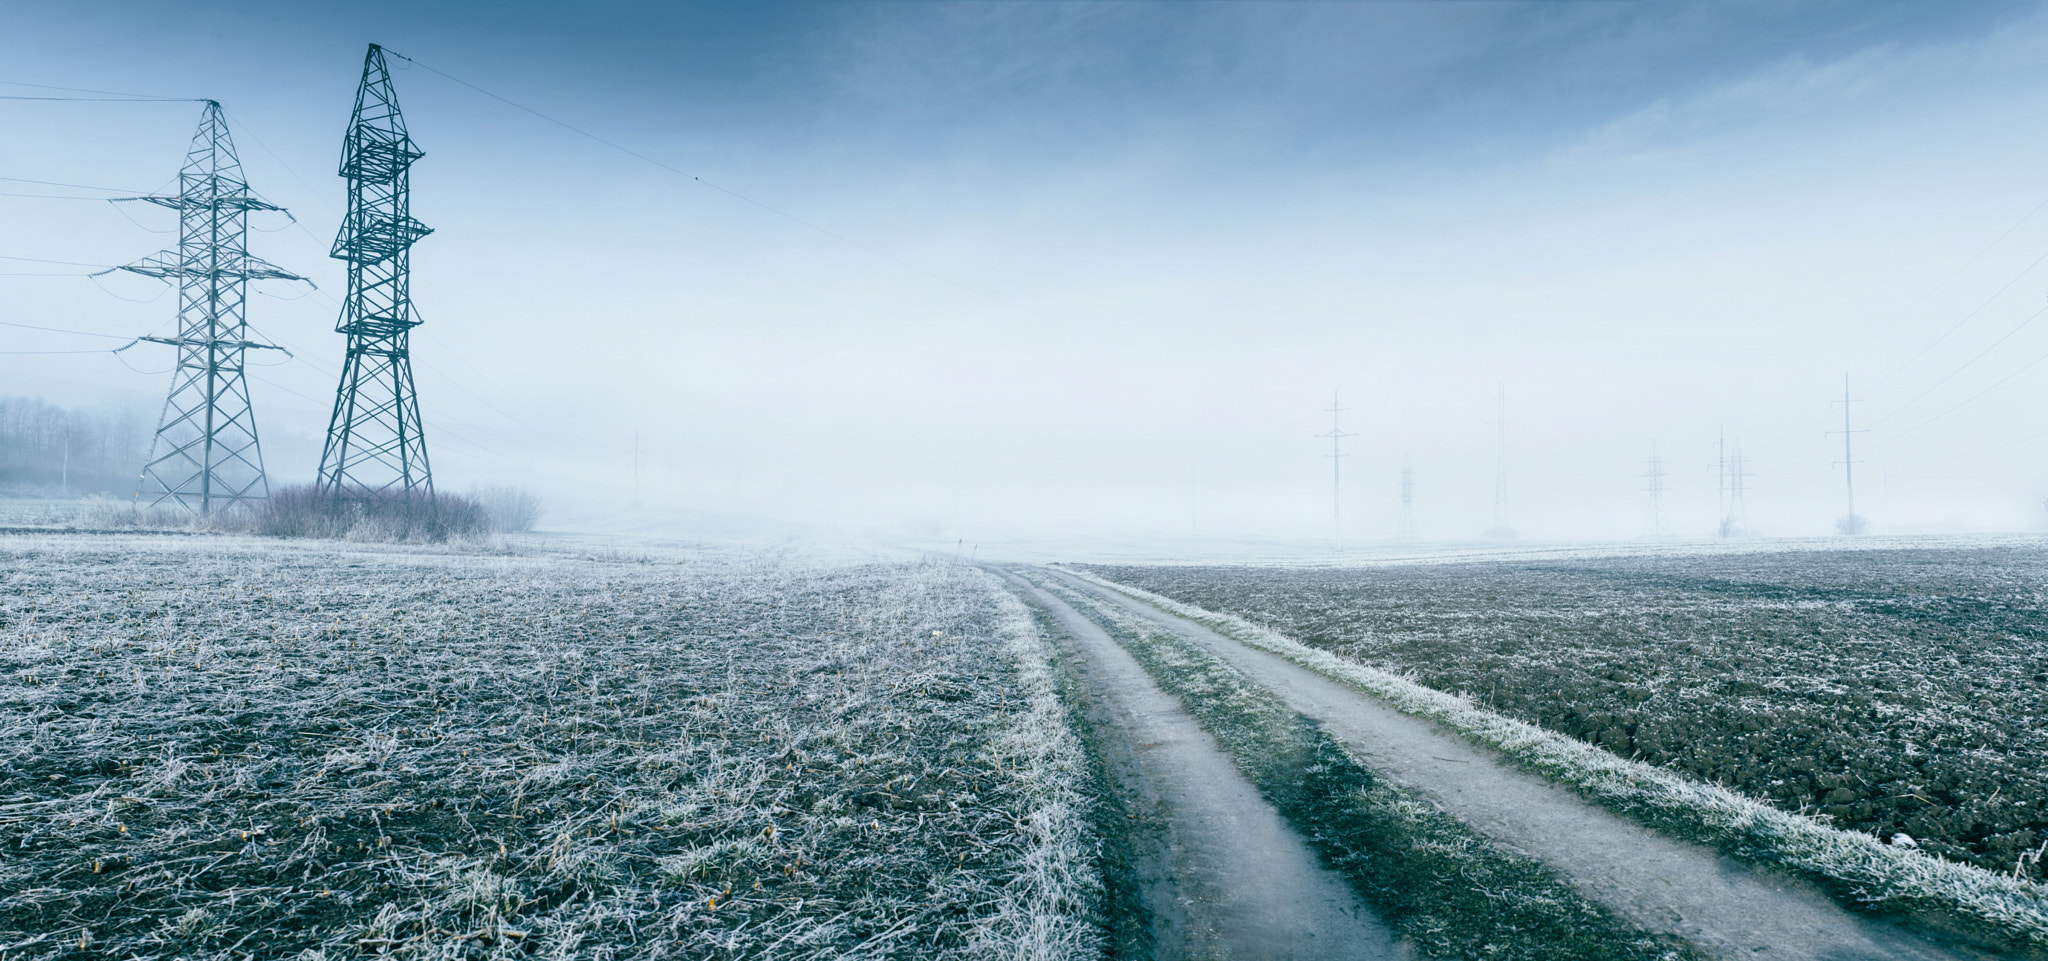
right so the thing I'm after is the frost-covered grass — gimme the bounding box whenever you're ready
[1085,550,2048,875]
[0,533,1098,960]
[1022,570,1695,961]
[1065,564,2048,952]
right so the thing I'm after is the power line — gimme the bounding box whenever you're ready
[419,325,552,422]
[0,320,135,340]
[218,107,341,218]
[1866,245,2048,393]
[1865,194,2048,351]
[0,347,128,355]
[0,176,150,192]
[1872,300,2048,426]
[0,79,199,101]
[1884,347,2048,444]
[0,253,117,268]
[0,96,207,103]
[380,46,1036,318]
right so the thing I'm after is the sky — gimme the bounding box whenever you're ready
[8,0,2048,547]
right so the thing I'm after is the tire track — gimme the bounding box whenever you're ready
[1000,570,1406,960]
[1046,567,2007,961]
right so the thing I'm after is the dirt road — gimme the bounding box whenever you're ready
[1040,567,2004,961]
[1002,571,1410,960]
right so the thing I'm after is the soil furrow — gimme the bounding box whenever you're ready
[1048,567,2002,961]
[1001,571,1405,961]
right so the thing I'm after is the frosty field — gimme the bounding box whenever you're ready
[10,529,2047,960]
[0,534,1094,960]
[1087,542,2048,878]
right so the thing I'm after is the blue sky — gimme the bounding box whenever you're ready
[8,1,2048,543]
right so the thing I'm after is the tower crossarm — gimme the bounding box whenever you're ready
[340,129,423,181]
[328,210,432,263]
[107,251,307,283]
[138,335,289,353]
[114,194,284,213]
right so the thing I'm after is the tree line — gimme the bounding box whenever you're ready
[0,396,149,496]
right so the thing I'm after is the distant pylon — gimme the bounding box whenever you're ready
[317,44,436,496]
[1643,442,1669,538]
[114,101,303,514]
[1485,384,1515,539]
[1713,427,1729,537]
[1318,391,1356,551]
[1726,444,1752,537]
[1830,374,1868,535]
[1396,455,1418,541]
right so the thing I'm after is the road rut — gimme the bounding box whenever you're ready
[1002,571,1408,961]
[1047,567,2002,961]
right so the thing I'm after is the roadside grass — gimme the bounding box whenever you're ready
[1025,605,1156,961]
[0,534,1099,960]
[1021,569,1699,961]
[1062,565,2048,955]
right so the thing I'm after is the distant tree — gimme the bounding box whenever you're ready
[0,397,147,495]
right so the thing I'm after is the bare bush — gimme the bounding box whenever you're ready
[78,496,197,530]
[471,485,543,532]
[251,484,493,543]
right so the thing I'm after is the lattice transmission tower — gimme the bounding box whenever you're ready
[1724,443,1752,537]
[1830,374,1868,535]
[1396,455,1418,541]
[318,44,436,496]
[114,101,302,514]
[1319,391,1356,551]
[1642,442,1669,538]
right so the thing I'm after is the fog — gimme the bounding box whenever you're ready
[8,1,2048,548]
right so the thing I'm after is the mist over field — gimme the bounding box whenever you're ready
[16,8,2048,956]
[9,1,2048,546]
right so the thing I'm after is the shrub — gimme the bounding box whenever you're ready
[252,484,494,543]
[471,485,543,532]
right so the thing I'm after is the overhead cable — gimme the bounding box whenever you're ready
[380,46,1032,317]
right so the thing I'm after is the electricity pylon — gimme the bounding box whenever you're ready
[1713,427,1730,537]
[1397,455,1418,541]
[1830,374,1868,535]
[1643,443,1669,538]
[1485,384,1515,539]
[1725,444,1752,537]
[113,101,303,515]
[317,44,436,496]
[1319,391,1356,551]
